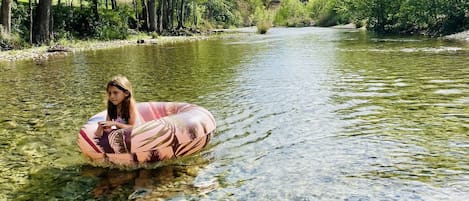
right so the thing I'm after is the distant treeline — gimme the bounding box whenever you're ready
[0,0,467,49]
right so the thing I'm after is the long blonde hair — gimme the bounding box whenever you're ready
[106,75,135,121]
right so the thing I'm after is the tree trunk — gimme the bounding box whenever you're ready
[148,0,156,31]
[177,0,184,28]
[111,0,117,10]
[141,0,149,30]
[29,0,33,43]
[32,0,52,45]
[92,0,99,20]
[49,9,53,41]
[1,0,12,34]
[133,0,139,31]
[163,0,169,29]
[168,0,173,29]
[192,0,197,26]
[157,0,163,33]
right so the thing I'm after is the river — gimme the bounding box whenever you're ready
[0,27,468,200]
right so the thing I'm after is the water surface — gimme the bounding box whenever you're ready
[0,27,468,200]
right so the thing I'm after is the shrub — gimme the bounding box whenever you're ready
[96,9,130,40]
[275,0,312,27]
[307,0,348,27]
[204,0,243,28]
[0,27,28,50]
[253,7,275,34]
[150,31,159,39]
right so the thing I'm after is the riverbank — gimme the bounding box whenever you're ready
[0,34,233,63]
[1,27,467,63]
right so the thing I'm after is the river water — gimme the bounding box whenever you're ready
[0,27,468,200]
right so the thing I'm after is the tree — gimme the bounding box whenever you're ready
[141,0,149,30]
[177,0,185,28]
[1,0,12,34]
[148,0,157,31]
[91,0,99,20]
[33,0,52,45]
[111,0,117,9]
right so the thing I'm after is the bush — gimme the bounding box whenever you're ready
[12,3,30,39]
[204,0,243,28]
[275,0,312,26]
[253,7,275,34]
[52,5,133,41]
[307,0,349,27]
[0,27,28,50]
[150,31,159,39]
[96,7,132,40]
[337,0,468,36]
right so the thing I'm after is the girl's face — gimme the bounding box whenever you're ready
[107,86,129,106]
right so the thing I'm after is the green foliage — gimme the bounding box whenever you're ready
[253,7,274,34]
[53,5,132,41]
[96,7,132,40]
[337,0,468,35]
[0,27,29,50]
[0,3,30,49]
[236,0,263,26]
[150,31,159,39]
[275,0,312,27]
[53,6,98,39]
[306,0,349,27]
[2,0,467,50]
[204,0,243,28]
[11,3,30,38]
[184,2,202,28]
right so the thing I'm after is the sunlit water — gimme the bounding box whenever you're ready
[0,27,468,200]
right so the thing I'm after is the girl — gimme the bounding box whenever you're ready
[95,75,140,138]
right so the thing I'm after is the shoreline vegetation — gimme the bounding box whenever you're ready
[0,31,239,63]
[1,0,466,63]
[1,26,467,63]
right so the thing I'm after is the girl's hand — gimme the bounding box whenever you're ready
[96,121,115,138]
[99,121,116,128]
[99,121,109,128]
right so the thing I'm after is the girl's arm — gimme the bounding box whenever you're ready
[125,103,139,127]
[95,115,111,137]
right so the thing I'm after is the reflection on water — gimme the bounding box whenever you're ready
[0,27,468,200]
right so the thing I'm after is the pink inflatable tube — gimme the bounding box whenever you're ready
[77,102,216,167]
